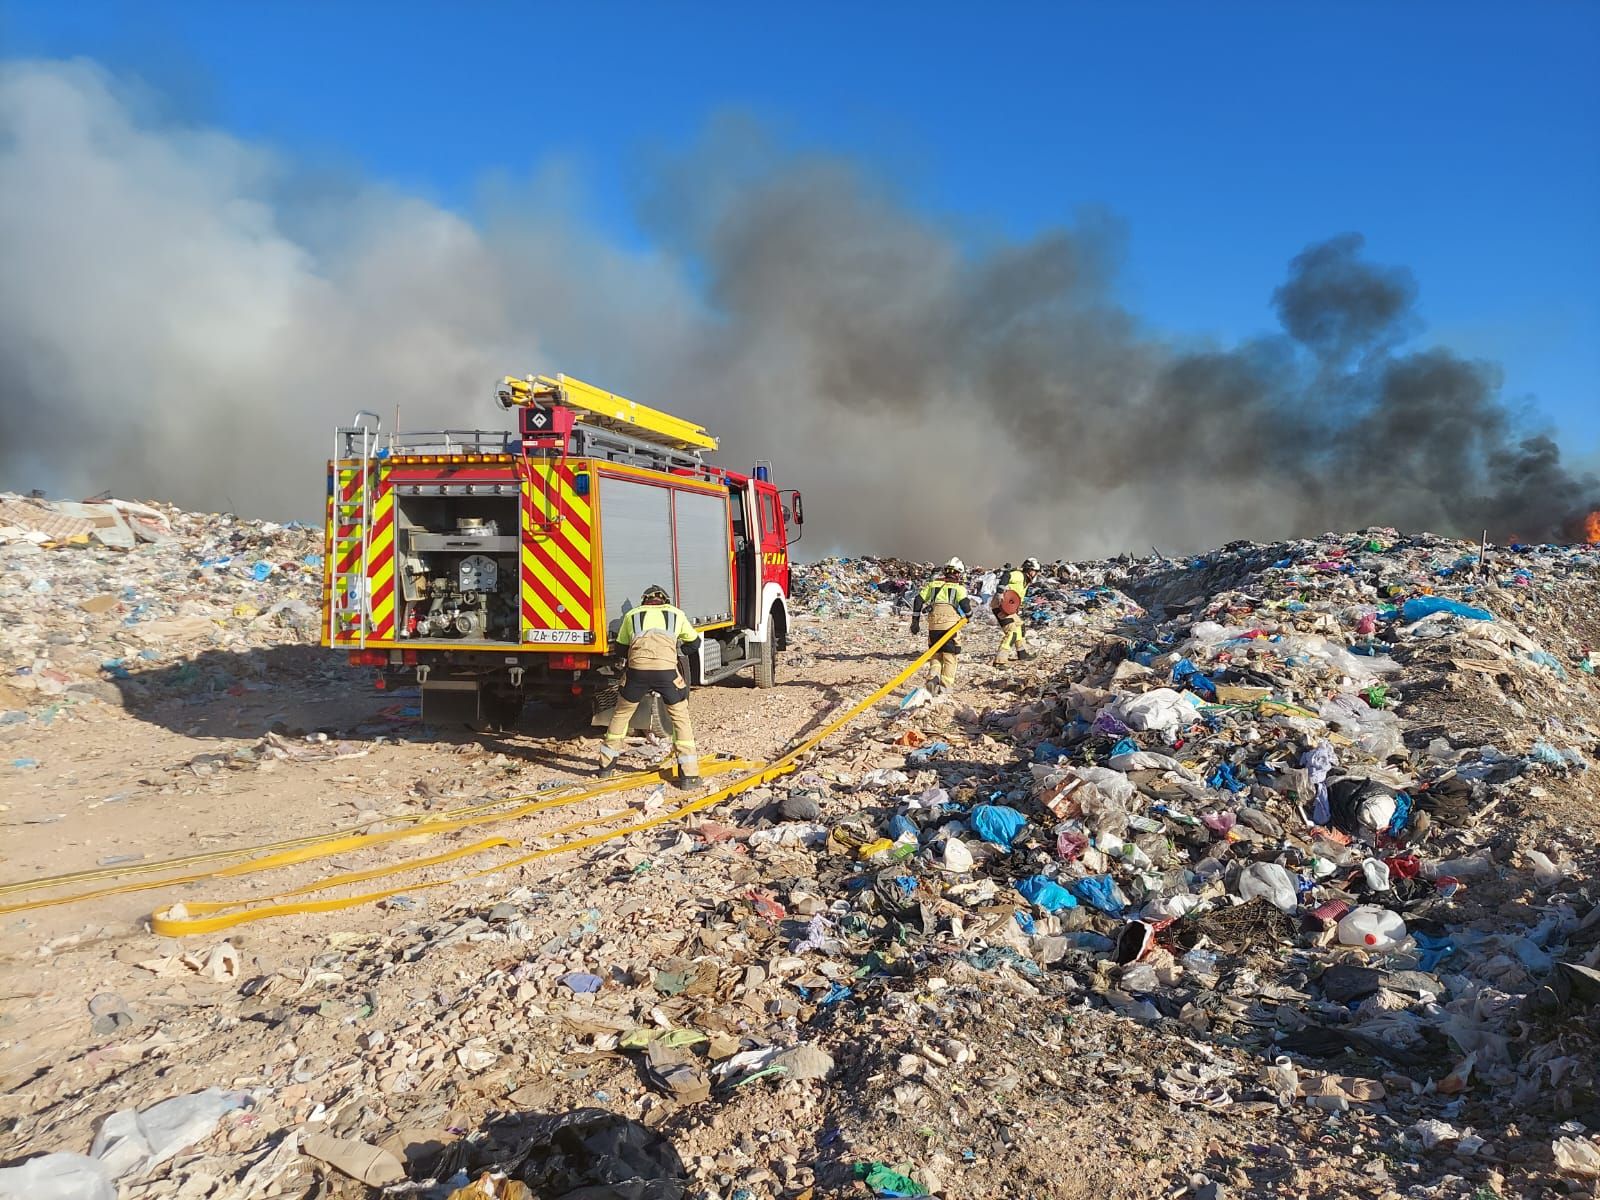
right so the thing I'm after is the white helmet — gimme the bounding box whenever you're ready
[1022,557,1041,572]
[944,557,966,573]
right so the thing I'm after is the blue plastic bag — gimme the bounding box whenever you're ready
[1016,875,1078,912]
[1208,762,1247,793]
[1171,657,1218,700]
[1413,932,1457,972]
[970,805,1027,848]
[886,813,919,842]
[1400,596,1493,622]
[1387,792,1413,836]
[1071,874,1126,915]
[1110,736,1138,758]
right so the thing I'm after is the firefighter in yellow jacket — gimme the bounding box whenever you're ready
[911,557,973,695]
[992,557,1040,665]
[598,585,701,787]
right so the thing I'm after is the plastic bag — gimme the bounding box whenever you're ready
[1237,862,1298,913]
[1070,874,1128,915]
[969,805,1027,848]
[0,1154,114,1200]
[1015,875,1078,912]
[940,838,974,873]
[1401,596,1493,623]
[1111,688,1202,735]
[1319,694,1406,761]
[90,1088,249,1179]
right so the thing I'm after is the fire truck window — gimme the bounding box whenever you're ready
[730,491,747,550]
[761,493,780,535]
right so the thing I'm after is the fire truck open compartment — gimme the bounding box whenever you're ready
[394,492,521,645]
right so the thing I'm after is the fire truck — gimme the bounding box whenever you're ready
[321,373,803,729]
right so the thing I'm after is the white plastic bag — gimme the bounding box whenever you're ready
[0,1154,114,1200]
[1237,862,1298,913]
[1111,688,1202,735]
[90,1088,249,1179]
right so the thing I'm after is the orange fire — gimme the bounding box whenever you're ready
[1586,510,1600,544]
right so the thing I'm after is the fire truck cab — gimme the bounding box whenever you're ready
[322,374,803,729]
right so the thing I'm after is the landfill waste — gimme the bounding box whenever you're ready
[2,510,1598,1199]
[0,1154,116,1200]
[89,1088,251,1178]
[0,491,326,724]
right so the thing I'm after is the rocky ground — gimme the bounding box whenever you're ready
[1,496,1598,1199]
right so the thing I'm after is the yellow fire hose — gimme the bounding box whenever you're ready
[3,620,964,935]
[0,760,755,916]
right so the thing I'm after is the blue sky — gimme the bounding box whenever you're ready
[5,1,1597,453]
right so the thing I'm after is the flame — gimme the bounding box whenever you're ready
[1586,510,1600,544]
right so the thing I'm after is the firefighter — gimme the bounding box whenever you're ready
[992,556,1041,665]
[910,557,973,695]
[598,585,701,788]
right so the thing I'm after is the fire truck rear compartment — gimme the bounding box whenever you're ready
[395,494,520,644]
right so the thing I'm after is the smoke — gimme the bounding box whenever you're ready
[1,59,1593,560]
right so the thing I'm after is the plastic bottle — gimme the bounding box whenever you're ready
[1336,905,1407,949]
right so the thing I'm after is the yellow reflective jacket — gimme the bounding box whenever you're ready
[616,603,697,670]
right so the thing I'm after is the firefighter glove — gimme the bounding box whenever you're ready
[910,617,921,635]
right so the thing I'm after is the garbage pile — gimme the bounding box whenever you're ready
[0,493,325,719]
[790,556,928,615]
[763,528,1600,1193]
[1,518,1597,1199]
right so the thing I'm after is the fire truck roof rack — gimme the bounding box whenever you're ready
[496,374,718,454]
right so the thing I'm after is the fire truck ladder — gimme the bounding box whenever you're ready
[499,373,718,529]
[329,411,382,647]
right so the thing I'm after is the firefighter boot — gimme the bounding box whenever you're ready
[1016,649,1034,661]
[597,742,622,779]
[675,754,702,791]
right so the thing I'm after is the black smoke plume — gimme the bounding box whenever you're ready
[0,62,1592,559]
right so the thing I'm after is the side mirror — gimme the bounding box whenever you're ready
[790,492,804,525]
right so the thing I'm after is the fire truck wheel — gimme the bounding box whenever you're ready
[755,634,777,689]
[590,681,620,721]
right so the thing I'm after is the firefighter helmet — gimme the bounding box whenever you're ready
[641,584,671,605]
[944,556,965,573]
[1022,557,1041,573]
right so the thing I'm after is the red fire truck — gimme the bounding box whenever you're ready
[322,373,802,729]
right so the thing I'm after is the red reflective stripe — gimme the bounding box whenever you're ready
[368,540,394,577]
[526,540,588,627]
[521,551,579,629]
[540,522,593,604]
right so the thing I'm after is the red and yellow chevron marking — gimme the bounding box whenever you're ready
[322,471,334,641]
[330,462,366,643]
[521,464,595,636]
[366,468,395,640]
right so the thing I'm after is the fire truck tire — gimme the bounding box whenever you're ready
[590,680,620,721]
[755,633,777,689]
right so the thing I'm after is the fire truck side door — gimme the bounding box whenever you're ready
[730,485,758,631]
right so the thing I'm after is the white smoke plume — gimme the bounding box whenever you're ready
[1,59,1592,560]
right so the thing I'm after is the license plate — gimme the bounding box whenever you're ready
[524,629,591,644]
